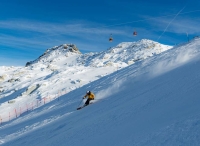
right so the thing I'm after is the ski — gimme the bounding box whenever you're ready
[77,107,83,110]
[77,102,93,110]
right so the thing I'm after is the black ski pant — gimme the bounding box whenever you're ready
[85,98,93,106]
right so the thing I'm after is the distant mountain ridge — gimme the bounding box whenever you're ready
[25,39,172,69]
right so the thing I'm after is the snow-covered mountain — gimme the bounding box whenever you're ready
[0,39,171,109]
[25,39,171,68]
[2,38,200,145]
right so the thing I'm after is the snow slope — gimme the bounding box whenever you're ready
[0,39,172,123]
[1,38,200,145]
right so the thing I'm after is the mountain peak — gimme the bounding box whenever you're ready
[25,44,81,67]
[50,44,81,54]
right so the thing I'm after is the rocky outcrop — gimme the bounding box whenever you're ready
[8,78,20,83]
[22,84,40,96]
[0,74,7,83]
[0,87,4,93]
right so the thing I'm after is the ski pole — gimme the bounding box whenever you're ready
[77,98,83,107]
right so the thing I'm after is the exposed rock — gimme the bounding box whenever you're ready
[25,61,33,67]
[0,74,7,82]
[8,100,15,104]
[47,64,58,71]
[14,71,25,77]
[22,84,40,96]
[128,60,134,65]
[0,87,4,93]
[8,78,20,83]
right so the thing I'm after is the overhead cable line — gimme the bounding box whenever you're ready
[100,9,200,28]
[157,6,186,41]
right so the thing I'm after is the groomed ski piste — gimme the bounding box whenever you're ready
[0,38,200,145]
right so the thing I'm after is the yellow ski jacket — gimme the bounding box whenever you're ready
[84,92,95,100]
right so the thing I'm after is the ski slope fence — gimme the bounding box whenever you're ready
[0,89,68,125]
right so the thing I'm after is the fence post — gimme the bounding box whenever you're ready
[26,104,28,112]
[15,109,17,118]
[57,92,59,101]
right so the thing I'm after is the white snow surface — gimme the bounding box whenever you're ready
[0,38,200,145]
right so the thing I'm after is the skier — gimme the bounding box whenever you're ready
[77,91,95,110]
[83,91,95,106]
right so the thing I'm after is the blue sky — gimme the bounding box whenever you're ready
[0,0,200,66]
